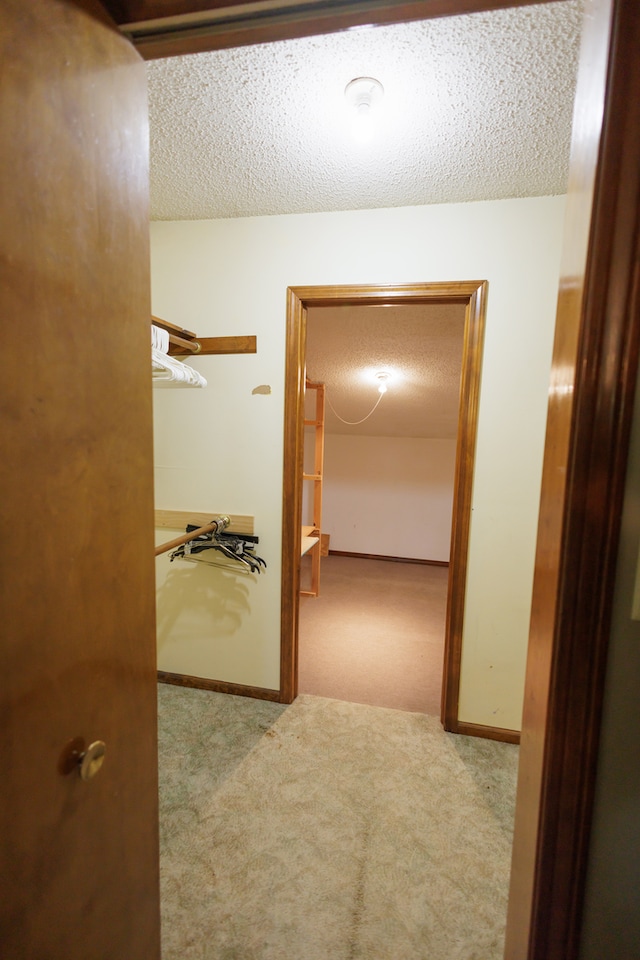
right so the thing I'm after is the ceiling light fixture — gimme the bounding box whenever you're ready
[344,76,384,143]
[375,371,390,394]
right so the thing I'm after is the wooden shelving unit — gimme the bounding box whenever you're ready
[301,379,325,597]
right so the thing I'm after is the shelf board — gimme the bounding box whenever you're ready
[155,509,254,536]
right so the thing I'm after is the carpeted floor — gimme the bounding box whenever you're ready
[158,684,519,960]
[299,555,448,714]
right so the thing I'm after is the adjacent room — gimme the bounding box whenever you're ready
[298,300,466,714]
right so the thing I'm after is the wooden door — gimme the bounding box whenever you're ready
[0,2,160,958]
[505,0,640,957]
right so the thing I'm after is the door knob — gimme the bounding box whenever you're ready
[78,740,106,781]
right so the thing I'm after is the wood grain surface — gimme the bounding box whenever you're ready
[0,2,160,956]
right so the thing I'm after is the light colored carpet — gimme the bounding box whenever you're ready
[299,555,448,714]
[158,684,518,960]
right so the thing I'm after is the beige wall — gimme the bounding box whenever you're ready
[321,435,456,561]
[151,194,565,727]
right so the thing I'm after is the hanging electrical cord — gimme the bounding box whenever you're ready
[325,387,385,426]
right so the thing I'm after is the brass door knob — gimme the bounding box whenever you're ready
[78,740,106,781]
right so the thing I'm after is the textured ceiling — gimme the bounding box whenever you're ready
[147,0,583,221]
[305,303,467,439]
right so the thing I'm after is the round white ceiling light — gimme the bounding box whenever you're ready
[344,77,384,142]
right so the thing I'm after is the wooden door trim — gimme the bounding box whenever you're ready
[440,279,488,733]
[104,0,553,60]
[280,281,488,720]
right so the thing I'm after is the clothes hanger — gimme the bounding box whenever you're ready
[169,526,266,574]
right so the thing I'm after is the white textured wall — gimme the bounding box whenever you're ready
[321,435,455,560]
[151,195,565,726]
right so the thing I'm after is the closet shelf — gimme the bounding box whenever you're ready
[155,509,254,537]
[152,315,257,356]
[301,536,319,557]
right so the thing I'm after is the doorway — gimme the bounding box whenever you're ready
[297,298,465,714]
[280,280,488,733]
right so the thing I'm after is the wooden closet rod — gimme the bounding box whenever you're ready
[169,332,200,354]
[155,517,229,558]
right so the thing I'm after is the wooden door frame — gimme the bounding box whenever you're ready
[279,282,488,726]
[505,1,640,957]
[102,0,638,957]
[104,0,556,59]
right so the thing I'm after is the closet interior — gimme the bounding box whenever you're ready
[151,316,262,573]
